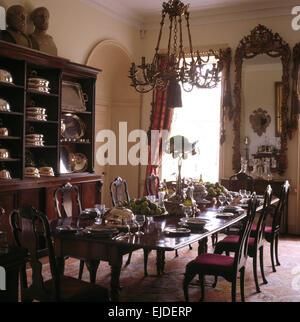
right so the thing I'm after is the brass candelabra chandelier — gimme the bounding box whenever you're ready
[129,0,222,100]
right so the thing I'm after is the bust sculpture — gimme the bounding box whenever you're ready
[29,7,57,56]
[0,5,32,48]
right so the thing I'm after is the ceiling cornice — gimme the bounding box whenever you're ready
[80,0,142,27]
[81,0,300,30]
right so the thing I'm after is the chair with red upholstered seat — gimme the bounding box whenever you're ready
[10,204,109,302]
[252,181,290,273]
[214,185,272,293]
[183,193,258,302]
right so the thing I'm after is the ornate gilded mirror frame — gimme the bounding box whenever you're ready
[291,43,300,134]
[233,24,291,175]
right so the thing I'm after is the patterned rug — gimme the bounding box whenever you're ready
[26,235,300,302]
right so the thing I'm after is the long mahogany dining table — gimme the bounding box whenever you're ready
[52,197,278,302]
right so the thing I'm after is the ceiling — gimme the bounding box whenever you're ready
[82,0,300,28]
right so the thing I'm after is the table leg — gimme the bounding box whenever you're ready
[110,263,122,302]
[85,260,100,284]
[198,237,208,255]
[56,256,65,275]
[156,250,165,275]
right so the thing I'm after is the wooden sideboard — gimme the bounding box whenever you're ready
[220,178,285,197]
[0,174,103,245]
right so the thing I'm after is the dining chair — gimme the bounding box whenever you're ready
[183,192,258,302]
[110,176,130,207]
[109,177,141,268]
[54,182,97,282]
[214,185,272,293]
[252,180,290,272]
[10,204,109,302]
[219,172,254,238]
[145,173,160,198]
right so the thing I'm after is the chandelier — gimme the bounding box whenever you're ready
[129,0,222,103]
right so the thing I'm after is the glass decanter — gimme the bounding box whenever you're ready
[262,159,273,181]
[251,159,261,179]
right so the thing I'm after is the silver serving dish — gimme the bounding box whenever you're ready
[0,149,9,159]
[25,167,40,178]
[69,153,88,172]
[28,77,49,87]
[38,166,54,177]
[28,86,51,94]
[26,141,44,147]
[0,169,12,180]
[0,99,11,112]
[26,107,47,114]
[0,69,13,84]
[61,114,85,140]
[27,114,47,121]
[26,134,44,139]
[0,127,8,136]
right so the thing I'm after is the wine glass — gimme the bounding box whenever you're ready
[245,191,251,199]
[226,194,233,206]
[123,218,132,237]
[134,214,146,235]
[95,204,106,224]
[239,189,246,198]
[218,194,226,211]
[183,206,193,218]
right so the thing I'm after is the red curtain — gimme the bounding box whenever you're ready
[145,57,174,194]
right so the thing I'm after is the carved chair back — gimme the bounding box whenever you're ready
[109,177,130,207]
[271,180,290,234]
[229,172,254,192]
[235,192,258,273]
[54,182,82,218]
[145,173,160,197]
[10,204,61,301]
[254,185,272,248]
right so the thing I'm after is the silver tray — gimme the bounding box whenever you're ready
[61,81,87,112]
[70,152,88,172]
[61,113,85,140]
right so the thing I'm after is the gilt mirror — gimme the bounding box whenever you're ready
[233,25,291,175]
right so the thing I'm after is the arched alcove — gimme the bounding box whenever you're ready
[86,40,141,205]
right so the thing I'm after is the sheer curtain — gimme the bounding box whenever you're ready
[161,83,222,183]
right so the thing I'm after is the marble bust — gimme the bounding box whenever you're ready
[0,5,32,48]
[29,7,57,56]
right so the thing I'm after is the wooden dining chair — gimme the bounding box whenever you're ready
[145,173,160,198]
[252,180,290,272]
[183,193,258,302]
[214,185,272,293]
[110,177,130,207]
[54,182,98,282]
[109,177,138,267]
[10,204,109,302]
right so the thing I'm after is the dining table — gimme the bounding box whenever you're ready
[52,195,279,302]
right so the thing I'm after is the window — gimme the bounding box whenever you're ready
[162,69,222,183]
